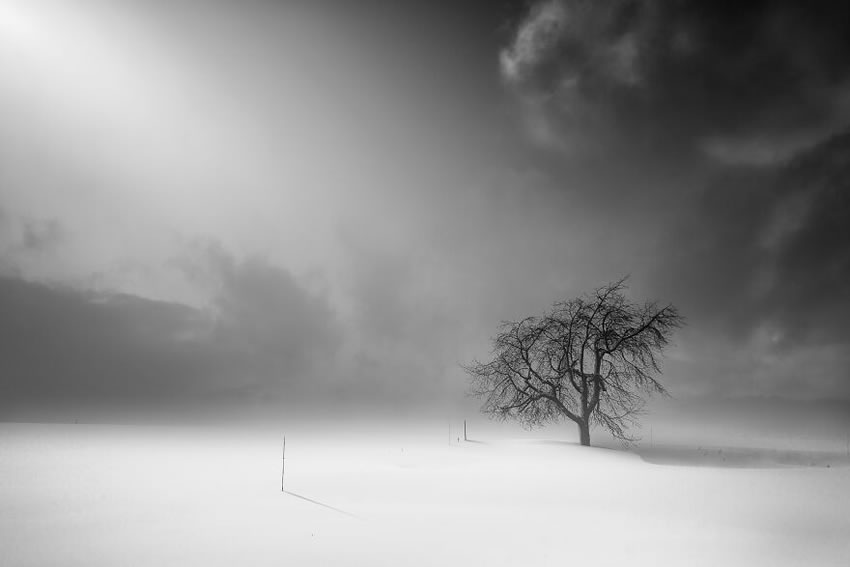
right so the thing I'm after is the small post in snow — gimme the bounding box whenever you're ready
[464,419,467,442]
[281,436,286,492]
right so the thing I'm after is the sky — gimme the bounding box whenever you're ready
[0,0,848,420]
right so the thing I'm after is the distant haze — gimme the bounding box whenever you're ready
[1,1,848,420]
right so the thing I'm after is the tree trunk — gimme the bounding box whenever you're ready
[578,419,591,446]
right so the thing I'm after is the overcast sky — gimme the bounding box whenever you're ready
[1,0,848,418]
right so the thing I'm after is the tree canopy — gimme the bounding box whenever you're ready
[464,278,684,445]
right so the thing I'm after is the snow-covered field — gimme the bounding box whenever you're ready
[1,419,848,566]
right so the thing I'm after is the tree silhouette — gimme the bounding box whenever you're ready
[464,278,683,446]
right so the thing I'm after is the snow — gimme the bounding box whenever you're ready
[1,420,848,566]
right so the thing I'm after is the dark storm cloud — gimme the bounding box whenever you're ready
[200,246,342,396]
[502,0,850,159]
[659,131,850,346]
[0,276,221,408]
[497,1,850,400]
[0,230,473,417]
[0,248,342,415]
[650,131,850,398]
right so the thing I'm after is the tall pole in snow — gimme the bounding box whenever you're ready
[281,436,286,492]
[464,420,467,442]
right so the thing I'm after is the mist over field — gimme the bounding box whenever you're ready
[1,1,849,565]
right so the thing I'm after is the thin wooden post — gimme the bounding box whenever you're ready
[464,420,467,442]
[281,436,286,492]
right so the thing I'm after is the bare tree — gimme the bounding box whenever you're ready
[463,278,684,446]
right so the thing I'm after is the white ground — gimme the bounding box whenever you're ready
[1,420,848,566]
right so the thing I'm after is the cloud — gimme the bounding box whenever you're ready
[0,276,221,409]
[501,1,850,160]
[20,217,64,253]
[0,209,66,255]
[499,0,569,84]
[651,131,850,398]
[1,231,489,417]
[0,246,343,416]
[0,210,68,279]
[204,247,342,398]
[496,2,850,401]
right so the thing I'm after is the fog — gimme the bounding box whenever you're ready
[0,1,847,433]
